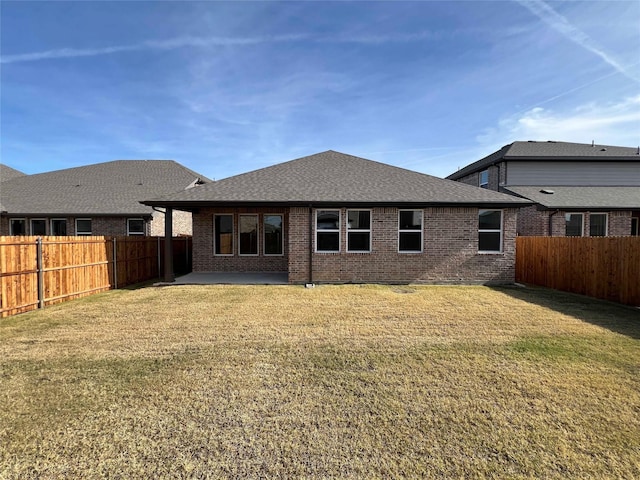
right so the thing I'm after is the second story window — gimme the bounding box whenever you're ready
[479,170,489,189]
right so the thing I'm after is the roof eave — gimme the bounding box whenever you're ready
[141,199,532,209]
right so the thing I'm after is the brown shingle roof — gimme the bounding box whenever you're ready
[1,160,210,216]
[142,151,530,208]
[447,141,640,180]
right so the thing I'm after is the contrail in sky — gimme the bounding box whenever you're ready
[516,0,639,83]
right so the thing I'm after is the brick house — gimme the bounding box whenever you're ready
[142,151,530,284]
[446,141,640,237]
[0,160,209,236]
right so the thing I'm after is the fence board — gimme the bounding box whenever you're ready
[516,236,640,307]
[1,236,191,318]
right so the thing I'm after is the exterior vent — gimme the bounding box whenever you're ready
[540,189,554,194]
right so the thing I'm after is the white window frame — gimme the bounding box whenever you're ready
[479,170,489,189]
[9,218,27,236]
[398,209,423,253]
[263,214,284,256]
[565,213,584,237]
[75,218,92,236]
[214,214,234,256]
[346,209,372,253]
[478,209,503,254]
[588,213,608,237]
[30,218,47,236]
[127,218,145,236]
[315,209,341,253]
[50,218,68,236]
[238,214,259,256]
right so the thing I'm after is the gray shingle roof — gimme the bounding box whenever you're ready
[447,141,640,180]
[504,186,640,209]
[0,164,26,182]
[0,160,210,216]
[142,151,530,208]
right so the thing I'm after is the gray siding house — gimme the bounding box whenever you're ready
[142,151,531,285]
[447,141,640,237]
[0,160,209,237]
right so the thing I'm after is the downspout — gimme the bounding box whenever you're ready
[308,205,314,285]
[548,209,560,236]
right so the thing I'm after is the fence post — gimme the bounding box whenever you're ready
[36,237,44,309]
[112,237,118,289]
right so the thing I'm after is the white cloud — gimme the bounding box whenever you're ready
[478,95,640,148]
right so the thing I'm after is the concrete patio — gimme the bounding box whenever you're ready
[164,272,289,285]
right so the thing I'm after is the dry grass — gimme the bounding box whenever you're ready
[1,284,639,479]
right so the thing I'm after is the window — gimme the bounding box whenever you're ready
[479,170,489,189]
[316,210,340,252]
[632,217,639,236]
[589,213,608,237]
[398,210,423,252]
[347,210,371,252]
[264,214,283,255]
[50,219,67,236]
[31,219,46,236]
[565,213,583,237]
[9,218,26,236]
[239,215,258,255]
[127,218,145,236]
[479,210,503,252]
[214,214,233,255]
[76,218,92,236]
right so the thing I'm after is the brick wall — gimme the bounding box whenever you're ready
[0,216,151,236]
[453,163,504,191]
[526,210,632,237]
[192,207,288,272]
[288,206,518,285]
[150,209,193,236]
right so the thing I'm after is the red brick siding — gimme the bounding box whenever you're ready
[150,209,193,236]
[288,207,518,285]
[0,216,150,236]
[454,163,503,191]
[518,210,632,237]
[192,207,288,272]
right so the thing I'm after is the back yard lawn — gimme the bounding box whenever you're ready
[1,284,638,479]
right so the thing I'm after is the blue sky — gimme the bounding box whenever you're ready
[1,1,639,180]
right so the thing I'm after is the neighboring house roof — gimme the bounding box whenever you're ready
[0,164,27,182]
[142,150,531,208]
[0,160,210,216]
[504,186,640,210]
[447,141,640,180]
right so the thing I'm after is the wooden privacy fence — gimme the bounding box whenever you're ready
[0,236,192,318]
[516,236,640,307]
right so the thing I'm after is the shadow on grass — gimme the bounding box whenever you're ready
[491,285,640,340]
[118,279,159,291]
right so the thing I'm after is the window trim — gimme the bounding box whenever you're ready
[588,213,608,237]
[214,213,234,256]
[50,218,68,236]
[346,209,372,253]
[315,209,341,253]
[30,218,47,236]
[127,218,145,236]
[398,209,423,253]
[479,170,489,188]
[238,214,259,256]
[565,213,584,237]
[263,213,284,256]
[9,218,27,236]
[478,209,503,254]
[75,218,92,236]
